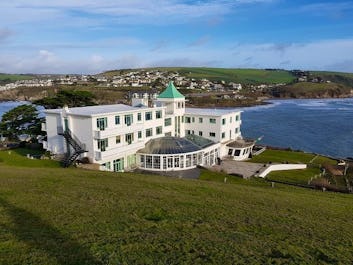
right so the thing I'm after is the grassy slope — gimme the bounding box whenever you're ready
[250,150,337,186]
[104,67,296,84]
[176,67,295,84]
[0,150,353,264]
[0,74,34,84]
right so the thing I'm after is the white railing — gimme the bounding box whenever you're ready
[258,164,307,178]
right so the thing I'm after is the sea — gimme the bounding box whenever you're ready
[240,98,353,159]
[0,98,352,159]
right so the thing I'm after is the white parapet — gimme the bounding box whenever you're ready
[258,164,307,178]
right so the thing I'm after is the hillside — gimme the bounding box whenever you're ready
[0,150,352,264]
[0,73,34,85]
[105,67,296,84]
[271,82,352,98]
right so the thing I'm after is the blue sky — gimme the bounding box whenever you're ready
[1,0,353,74]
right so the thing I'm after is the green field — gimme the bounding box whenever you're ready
[250,149,336,165]
[1,149,353,264]
[250,149,342,187]
[104,67,296,84]
[0,74,34,84]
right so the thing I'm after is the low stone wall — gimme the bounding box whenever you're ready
[258,164,307,178]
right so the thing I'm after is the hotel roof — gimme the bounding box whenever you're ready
[185,107,241,117]
[45,104,152,117]
[157,81,185,99]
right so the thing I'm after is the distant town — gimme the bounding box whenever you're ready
[0,69,334,92]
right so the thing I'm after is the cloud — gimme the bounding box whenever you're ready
[2,0,276,27]
[0,28,14,43]
[2,1,231,26]
[325,60,353,73]
[150,40,169,52]
[188,36,210,47]
[2,38,353,74]
[298,1,353,19]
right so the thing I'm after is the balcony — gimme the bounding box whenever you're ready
[94,124,144,139]
[95,141,145,161]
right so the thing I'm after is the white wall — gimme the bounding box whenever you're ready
[258,164,307,178]
[45,113,66,154]
[184,111,242,143]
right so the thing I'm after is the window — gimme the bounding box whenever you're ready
[137,112,142,121]
[153,156,160,169]
[199,117,203,123]
[181,116,184,123]
[116,135,121,144]
[97,138,108,151]
[156,126,162,135]
[115,115,120,125]
[228,149,233,156]
[146,128,153,137]
[97,117,107,130]
[113,158,124,171]
[146,155,152,168]
[186,130,191,135]
[138,131,142,139]
[102,162,111,170]
[124,114,133,126]
[156,110,162,119]
[230,117,232,123]
[209,132,216,137]
[222,118,226,125]
[125,133,134,145]
[185,117,191,123]
[199,131,203,136]
[164,118,172,126]
[235,127,239,134]
[209,118,216,124]
[222,132,225,139]
[145,112,152,121]
[235,115,240,121]
[192,117,195,123]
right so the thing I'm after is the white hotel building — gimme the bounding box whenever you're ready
[42,82,254,172]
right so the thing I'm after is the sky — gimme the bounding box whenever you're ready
[1,0,353,74]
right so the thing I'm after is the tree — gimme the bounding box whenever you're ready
[34,90,96,109]
[0,104,42,141]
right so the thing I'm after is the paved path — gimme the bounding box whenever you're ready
[207,160,266,179]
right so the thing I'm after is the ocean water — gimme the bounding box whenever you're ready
[0,101,28,119]
[0,98,352,158]
[241,98,353,159]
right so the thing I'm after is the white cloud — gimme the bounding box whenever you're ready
[1,38,353,74]
[2,0,274,27]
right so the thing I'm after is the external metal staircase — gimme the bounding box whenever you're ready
[59,129,87,167]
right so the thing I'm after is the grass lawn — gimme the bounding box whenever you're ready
[0,157,353,264]
[266,168,320,185]
[250,149,336,165]
[250,150,337,186]
[0,148,60,168]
